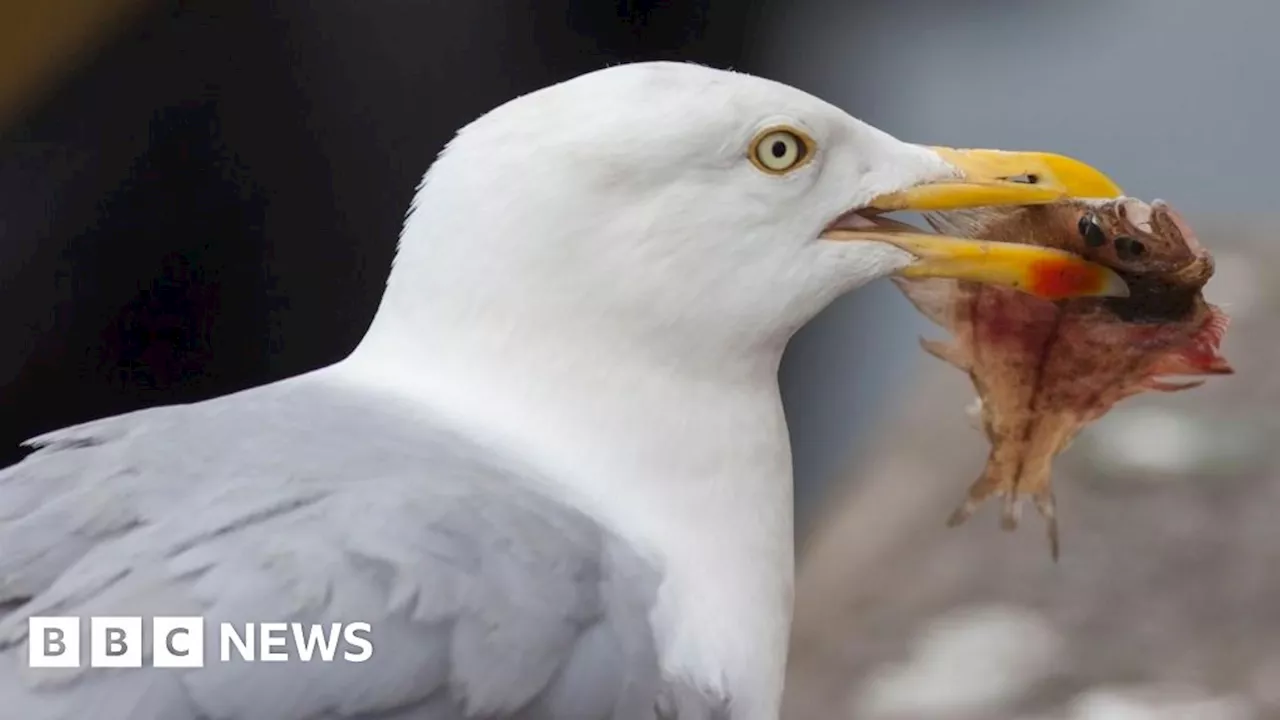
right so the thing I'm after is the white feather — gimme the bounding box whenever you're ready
[344,61,964,719]
[4,61,974,720]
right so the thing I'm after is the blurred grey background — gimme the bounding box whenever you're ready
[2,1,1277,718]
[768,0,1280,527]
[760,2,1280,719]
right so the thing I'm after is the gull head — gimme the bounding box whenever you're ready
[365,61,1127,367]
[342,62,1130,720]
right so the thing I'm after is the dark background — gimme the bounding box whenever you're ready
[7,3,1279,716]
[0,0,763,467]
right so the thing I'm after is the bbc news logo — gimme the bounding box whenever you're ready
[28,617,373,668]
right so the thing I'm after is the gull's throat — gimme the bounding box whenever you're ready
[342,287,797,720]
[824,207,924,235]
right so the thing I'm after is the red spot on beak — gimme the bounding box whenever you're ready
[1026,258,1111,300]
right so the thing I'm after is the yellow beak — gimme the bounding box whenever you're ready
[823,147,1130,300]
[870,147,1125,211]
[823,227,1130,299]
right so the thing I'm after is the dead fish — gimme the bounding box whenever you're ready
[892,198,1232,560]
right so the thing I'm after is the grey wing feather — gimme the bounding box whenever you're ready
[0,372,719,719]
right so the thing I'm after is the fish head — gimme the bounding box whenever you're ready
[931,198,1216,323]
[1069,198,1214,289]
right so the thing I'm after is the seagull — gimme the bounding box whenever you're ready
[0,61,1125,720]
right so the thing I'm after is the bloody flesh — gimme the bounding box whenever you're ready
[893,198,1232,559]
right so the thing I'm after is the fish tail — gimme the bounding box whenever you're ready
[946,452,1012,527]
[1012,441,1061,560]
[1034,490,1061,562]
[947,440,1062,560]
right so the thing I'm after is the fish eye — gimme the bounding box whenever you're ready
[1114,235,1147,260]
[749,127,814,174]
[1077,214,1108,248]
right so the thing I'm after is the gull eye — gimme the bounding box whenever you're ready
[750,128,812,174]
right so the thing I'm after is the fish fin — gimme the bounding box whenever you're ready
[1145,378,1205,392]
[1203,304,1231,347]
[1146,306,1233,378]
[891,276,962,329]
[1149,350,1233,378]
[920,338,972,371]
